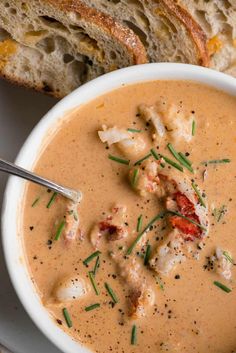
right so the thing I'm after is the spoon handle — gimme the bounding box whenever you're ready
[0,158,82,203]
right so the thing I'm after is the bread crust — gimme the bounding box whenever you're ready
[44,0,147,65]
[161,0,209,66]
[0,69,61,98]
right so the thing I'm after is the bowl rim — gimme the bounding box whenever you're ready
[2,62,236,353]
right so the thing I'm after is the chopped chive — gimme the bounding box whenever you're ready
[131,325,137,345]
[202,159,231,165]
[127,128,141,133]
[218,205,227,222]
[178,152,192,167]
[89,271,99,295]
[136,214,143,232]
[31,197,40,207]
[192,120,196,136]
[213,281,232,293]
[160,155,183,172]
[62,308,72,328]
[85,303,100,312]
[191,182,206,208]
[167,143,193,173]
[150,148,165,168]
[83,251,101,266]
[93,256,100,275]
[105,282,118,304]
[108,154,130,165]
[54,221,65,241]
[144,244,151,266]
[46,192,57,209]
[150,148,159,160]
[127,211,166,255]
[131,169,139,188]
[155,276,164,291]
[169,211,207,231]
[223,251,234,264]
[134,153,152,166]
[213,205,227,222]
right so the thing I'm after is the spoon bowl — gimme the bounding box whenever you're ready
[0,158,82,203]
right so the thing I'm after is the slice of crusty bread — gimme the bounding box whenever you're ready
[0,0,147,97]
[82,0,236,75]
[81,0,209,66]
[178,0,236,73]
[1,0,236,99]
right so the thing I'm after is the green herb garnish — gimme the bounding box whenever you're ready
[202,159,231,165]
[62,308,72,328]
[104,282,118,304]
[131,169,139,188]
[31,197,40,207]
[136,214,143,232]
[160,155,183,172]
[150,148,165,168]
[213,281,232,293]
[167,143,193,173]
[127,211,166,255]
[150,148,160,160]
[223,251,234,264]
[108,154,130,165]
[46,192,57,209]
[178,152,192,167]
[192,120,196,136]
[134,153,152,166]
[144,244,151,266]
[131,325,137,345]
[213,205,227,222]
[127,128,141,133]
[93,256,100,275]
[83,251,101,266]
[89,271,99,295]
[169,211,207,231]
[192,182,206,208]
[85,303,100,312]
[54,221,65,241]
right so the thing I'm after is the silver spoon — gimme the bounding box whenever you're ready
[0,158,82,203]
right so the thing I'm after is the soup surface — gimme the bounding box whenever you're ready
[23,81,236,353]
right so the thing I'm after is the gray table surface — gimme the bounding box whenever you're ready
[0,78,62,353]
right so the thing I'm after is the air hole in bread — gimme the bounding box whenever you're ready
[63,53,74,63]
[69,24,84,32]
[109,50,117,59]
[23,65,30,72]
[193,10,212,34]
[4,2,10,7]
[36,36,55,54]
[106,0,120,4]
[135,10,150,30]
[42,82,53,93]
[78,33,102,57]
[123,20,147,46]
[9,7,17,15]
[39,16,68,32]
[84,56,93,66]
[70,60,88,82]
[0,27,10,41]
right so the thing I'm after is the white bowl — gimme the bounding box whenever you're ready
[2,63,236,353]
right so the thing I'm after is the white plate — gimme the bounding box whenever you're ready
[0,78,61,353]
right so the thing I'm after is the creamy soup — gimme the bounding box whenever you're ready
[23,81,236,353]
